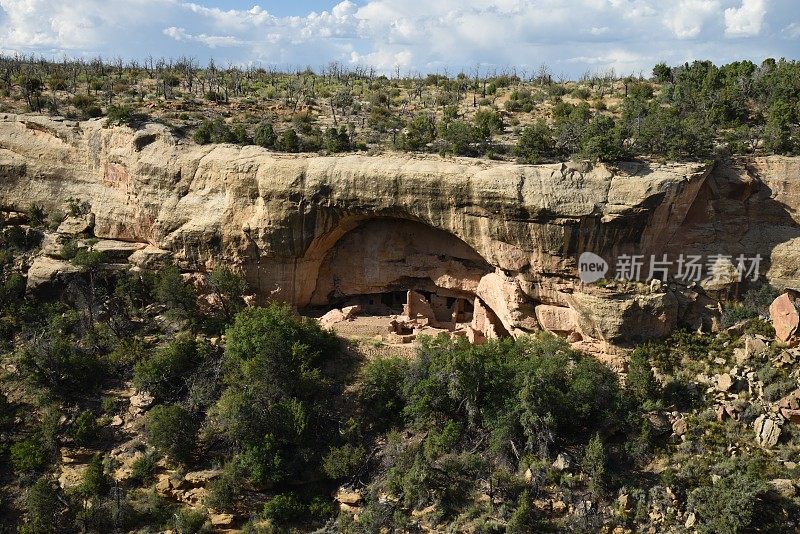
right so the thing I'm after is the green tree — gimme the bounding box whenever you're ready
[764,100,794,154]
[627,348,660,407]
[17,330,102,394]
[582,433,608,498]
[473,108,503,139]
[207,266,248,325]
[133,336,206,401]
[515,120,553,163]
[360,356,409,431]
[401,113,436,151]
[25,477,60,533]
[71,247,107,328]
[208,304,339,485]
[154,265,196,318]
[71,410,99,447]
[579,115,623,162]
[276,128,300,152]
[79,455,110,497]
[254,121,277,148]
[193,118,235,145]
[262,493,306,525]
[11,436,49,473]
[147,404,197,464]
[439,120,477,156]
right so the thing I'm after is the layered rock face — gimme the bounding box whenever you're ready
[2,113,799,343]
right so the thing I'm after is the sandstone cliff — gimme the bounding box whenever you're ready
[1,113,799,343]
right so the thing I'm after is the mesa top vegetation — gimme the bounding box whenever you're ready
[1,55,798,162]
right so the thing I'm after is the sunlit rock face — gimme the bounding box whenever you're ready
[2,113,799,342]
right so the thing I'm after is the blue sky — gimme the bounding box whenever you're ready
[0,0,798,76]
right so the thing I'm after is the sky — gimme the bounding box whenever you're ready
[0,0,798,77]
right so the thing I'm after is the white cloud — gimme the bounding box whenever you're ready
[725,0,768,37]
[663,0,721,39]
[784,22,800,39]
[0,0,796,75]
[163,26,242,48]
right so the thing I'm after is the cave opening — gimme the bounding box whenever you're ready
[301,217,508,342]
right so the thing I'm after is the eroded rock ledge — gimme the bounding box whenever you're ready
[2,113,799,344]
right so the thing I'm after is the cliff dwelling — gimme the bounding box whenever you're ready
[303,218,508,344]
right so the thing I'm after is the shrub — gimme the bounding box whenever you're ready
[133,336,206,401]
[262,493,306,525]
[146,404,197,464]
[763,379,796,403]
[26,203,45,227]
[507,490,538,533]
[106,104,145,127]
[276,128,300,152]
[154,265,196,317]
[582,433,608,498]
[193,118,234,145]
[173,508,211,533]
[688,467,775,533]
[130,452,160,486]
[359,356,409,430]
[11,436,49,473]
[107,336,147,371]
[79,455,110,497]
[515,120,554,163]
[438,120,478,156]
[71,410,99,446]
[627,348,661,407]
[399,114,436,151]
[17,332,103,394]
[308,496,335,519]
[322,443,366,479]
[205,462,242,511]
[473,108,503,139]
[24,477,60,533]
[254,122,277,148]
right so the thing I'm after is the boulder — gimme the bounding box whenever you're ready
[156,474,172,494]
[336,488,363,506]
[778,390,800,423]
[672,417,688,436]
[87,239,146,261]
[568,289,679,343]
[341,305,361,319]
[25,256,81,295]
[209,513,234,527]
[744,336,768,359]
[716,373,735,393]
[183,469,222,487]
[128,245,173,269]
[319,308,345,328]
[129,390,155,415]
[754,415,782,448]
[57,213,94,235]
[40,232,69,257]
[778,389,800,411]
[770,292,800,343]
[58,464,88,489]
[552,452,573,471]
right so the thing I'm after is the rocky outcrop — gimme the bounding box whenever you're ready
[770,291,800,343]
[2,114,800,342]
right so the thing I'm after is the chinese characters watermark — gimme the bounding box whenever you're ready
[578,252,762,284]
